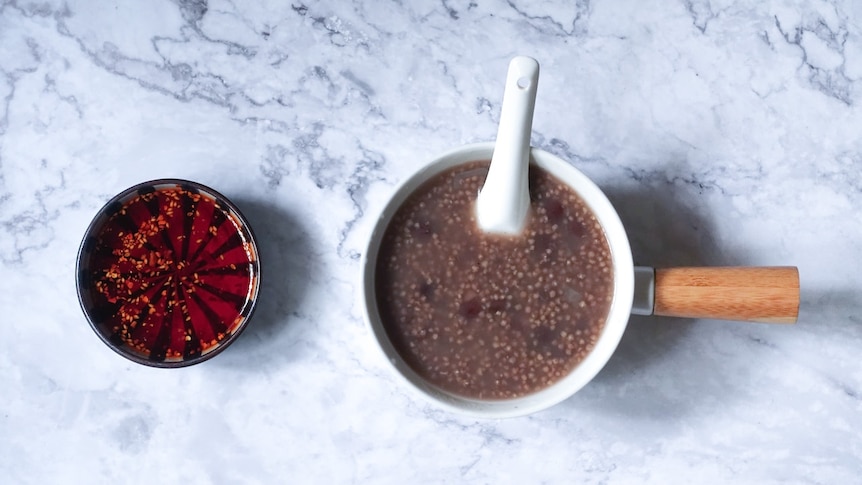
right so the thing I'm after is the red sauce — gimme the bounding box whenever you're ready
[81,184,258,363]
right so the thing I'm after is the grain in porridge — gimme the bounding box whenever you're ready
[375,161,614,399]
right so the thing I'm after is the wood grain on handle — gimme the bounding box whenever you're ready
[653,267,799,323]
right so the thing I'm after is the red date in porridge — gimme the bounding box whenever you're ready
[375,161,614,399]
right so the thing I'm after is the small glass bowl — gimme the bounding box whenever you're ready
[76,179,261,368]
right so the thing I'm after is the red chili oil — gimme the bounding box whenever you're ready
[82,185,258,363]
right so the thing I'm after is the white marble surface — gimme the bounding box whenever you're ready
[1,0,860,482]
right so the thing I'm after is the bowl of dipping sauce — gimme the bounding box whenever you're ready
[361,143,634,417]
[76,179,260,367]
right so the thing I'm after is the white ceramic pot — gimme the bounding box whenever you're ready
[361,142,799,418]
[361,142,633,418]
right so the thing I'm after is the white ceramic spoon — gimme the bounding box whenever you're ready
[475,56,540,235]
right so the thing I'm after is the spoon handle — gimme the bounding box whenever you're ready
[651,266,800,323]
[476,56,540,235]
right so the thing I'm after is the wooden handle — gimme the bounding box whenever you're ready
[653,267,799,323]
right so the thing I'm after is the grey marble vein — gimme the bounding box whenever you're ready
[1,0,861,483]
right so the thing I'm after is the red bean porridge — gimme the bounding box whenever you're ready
[375,161,614,399]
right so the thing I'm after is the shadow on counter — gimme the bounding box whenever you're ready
[214,197,315,365]
[558,178,754,418]
[798,288,862,336]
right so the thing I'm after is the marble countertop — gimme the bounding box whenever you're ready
[2,0,860,482]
